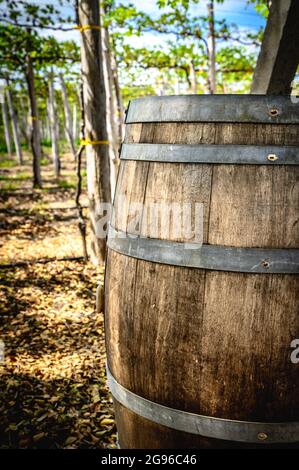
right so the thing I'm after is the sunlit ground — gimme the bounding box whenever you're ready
[0,150,116,449]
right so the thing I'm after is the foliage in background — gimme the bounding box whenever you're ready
[0,0,266,151]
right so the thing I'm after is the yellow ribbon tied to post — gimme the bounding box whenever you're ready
[27,116,38,123]
[74,24,101,33]
[80,138,109,146]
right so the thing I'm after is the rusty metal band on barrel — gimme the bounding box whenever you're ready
[125,95,299,124]
[107,227,299,274]
[106,365,299,444]
[120,143,299,165]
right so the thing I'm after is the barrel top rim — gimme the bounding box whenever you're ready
[126,94,299,124]
[128,94,296,103]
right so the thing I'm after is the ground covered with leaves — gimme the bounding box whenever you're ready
[0,150,117,448]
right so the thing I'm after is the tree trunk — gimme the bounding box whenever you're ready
[25,54,42,188]
[207,0,216,94]
[189,60,198,94]
[59,73,77,160]
[48,70,60,177]
[101,17,119,198]
[175,77,181,95]
[41,121,46,141]
[5,83,23,164]
[73,103,77,142]
[111,44,124,144]
[78,0,111,265]
[1,97,13,157]
[26,101,32,147]
[46,114,51,142]
[18,98,30,149]
[251,0,299,95]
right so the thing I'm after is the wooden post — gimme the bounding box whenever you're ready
[190,60,198,94]
[73,104,77,142]
[78,0,111,265]
[101,12,119,198]
[111,46,125,143]
[251,0,299,95]
[5,83,23,164]
[1,96,13,157]
[25,53,42,188]
[207,0,216,94]
[48,70,60,177]
[60,73,77,160]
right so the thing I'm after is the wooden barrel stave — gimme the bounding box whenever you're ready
[125,123,299,145]
[106,251,298,419]
[113,159,298,248]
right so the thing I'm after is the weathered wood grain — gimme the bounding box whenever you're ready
[209,165,299,248]
[113,160,149,235]
[106,250,299,419]
[200,271,299,421]
[106,249,206,409]
[125,122,299,145]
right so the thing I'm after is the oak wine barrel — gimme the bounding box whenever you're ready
[105,95,299,448]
